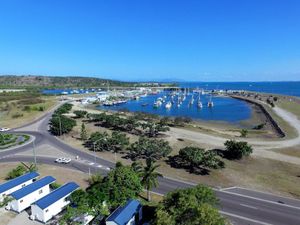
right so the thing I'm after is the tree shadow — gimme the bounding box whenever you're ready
[165,156,210,175]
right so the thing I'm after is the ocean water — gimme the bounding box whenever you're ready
[99,91,251,123]
[179,81,300,97]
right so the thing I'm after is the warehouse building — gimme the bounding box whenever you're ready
[0,172,39,202]
[30,182,79,223]
[6,176,56,213]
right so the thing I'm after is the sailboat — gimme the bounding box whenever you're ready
[197,94,203,108]
[165,101,172,109]
[207,94,214,107]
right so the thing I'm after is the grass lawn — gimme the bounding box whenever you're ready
[0,96,58,128]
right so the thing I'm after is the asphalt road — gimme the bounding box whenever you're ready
[1,105,300,225]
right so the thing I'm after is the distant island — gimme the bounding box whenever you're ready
[0,75,176,89]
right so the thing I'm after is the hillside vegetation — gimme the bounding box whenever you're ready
[0,75,133,88]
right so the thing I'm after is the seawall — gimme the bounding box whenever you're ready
[230,95,285,138]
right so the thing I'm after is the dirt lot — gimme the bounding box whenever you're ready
[0,96,58,128]
[0,163,90,189]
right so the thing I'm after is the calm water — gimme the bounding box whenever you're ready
[44,81,300,123]
[99,92,251,123]
[179,81,300,97]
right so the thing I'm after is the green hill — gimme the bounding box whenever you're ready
[0,75,134,88]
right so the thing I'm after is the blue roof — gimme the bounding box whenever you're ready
[35,182,79,210]
[0,172,39,194]
[10,176,56,200]
[106,200,142,225]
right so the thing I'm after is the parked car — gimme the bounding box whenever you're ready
[55,157,72,164]
[0,127,10,132]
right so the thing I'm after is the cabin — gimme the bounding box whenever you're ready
[0,172,39,202]
[6,176,56,213]
[30,182,79,223]
[106,199,143,225]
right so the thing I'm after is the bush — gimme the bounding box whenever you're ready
[224,140,253,159]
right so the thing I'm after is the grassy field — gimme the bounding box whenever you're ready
[0,95,58,128]
[59,110,300,199]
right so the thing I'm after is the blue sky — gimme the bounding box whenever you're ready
[0,0,300,81]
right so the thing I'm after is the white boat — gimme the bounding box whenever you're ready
[165,101,172,109]
[207,95,214,107]
[153,100,162,108]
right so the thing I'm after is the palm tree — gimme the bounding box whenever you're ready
[141,159,162,201]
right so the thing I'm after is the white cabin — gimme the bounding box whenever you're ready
[0,172,39,202]
[106,199,142,225]
[30,182,79,223]
[7,176,55,213]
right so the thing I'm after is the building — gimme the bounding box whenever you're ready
[0,172,39,202]
[7,176,56,213]
[30,182,79,223]
[106,199,143,225]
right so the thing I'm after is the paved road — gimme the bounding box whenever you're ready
[1,105,300,225]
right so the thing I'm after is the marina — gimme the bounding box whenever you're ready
[98,90,251,123]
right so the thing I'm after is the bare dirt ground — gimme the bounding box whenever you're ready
[0,163,90,189]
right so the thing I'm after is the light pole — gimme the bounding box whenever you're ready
[32,139,37,167]
[93,142,97,165]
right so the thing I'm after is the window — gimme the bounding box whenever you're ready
[39,189,43,194]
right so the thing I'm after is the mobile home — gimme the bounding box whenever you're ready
[106,199,143,225]
[7,176,56,213]
[0,172,39,202]
[30,182,79,223]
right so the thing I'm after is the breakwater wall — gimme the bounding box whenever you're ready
[231,95,285,138]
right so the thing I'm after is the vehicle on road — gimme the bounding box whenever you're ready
[55,157,72,164]
[0,127,10,132]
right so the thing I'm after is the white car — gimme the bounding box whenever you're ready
[55,157,72,164]
[0,127,10,132]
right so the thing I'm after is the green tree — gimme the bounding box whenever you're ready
[178,147,224,173]
[131,161,143,175]
[154,185,226,225]
[141,121,170,137]
[128,137,172,161]
[101,165,142,207]
[87,173,103,186]
[240,129,248,137]
[80,123,88,141]
[224,140,253,159]
[49,115,76,136]
[109,131,129,153]
[73,110,88,118]
[6,165,26,180]
[87,131,110,151]
[141,159,162,201]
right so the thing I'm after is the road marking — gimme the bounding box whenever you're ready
[221,190,300,210]
[220,211,272,225]
[89,162,95,165]
[97,165,102,168]
[220,186,237,191]
[240,203,258,210]
[235,187,300,204]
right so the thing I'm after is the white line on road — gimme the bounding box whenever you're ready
[220,211,272,225]
[240,203,258,210]
[221,190,300,210]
